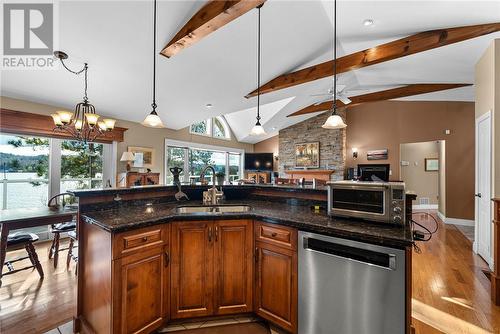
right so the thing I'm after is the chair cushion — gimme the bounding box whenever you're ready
[52,221,76,232]
[68,231,77,239]
[7,232,39,246]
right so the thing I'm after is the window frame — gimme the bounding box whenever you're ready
[165,139,244,185]
[189,117,231,140]
[189,118,212,137]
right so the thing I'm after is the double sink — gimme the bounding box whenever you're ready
[173,205,252,214]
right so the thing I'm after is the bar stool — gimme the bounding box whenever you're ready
[66,230,78,275]
[1,232,44,286]
[47,193,77,268]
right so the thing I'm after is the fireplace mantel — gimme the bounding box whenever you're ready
[284,169,334,181]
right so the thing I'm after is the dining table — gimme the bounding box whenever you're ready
[0,206,77,284]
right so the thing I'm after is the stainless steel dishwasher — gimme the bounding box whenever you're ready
[298,231,406,334]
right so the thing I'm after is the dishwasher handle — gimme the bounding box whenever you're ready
[303,237,397,271]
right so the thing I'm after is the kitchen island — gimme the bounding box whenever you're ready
[71,184,414,334]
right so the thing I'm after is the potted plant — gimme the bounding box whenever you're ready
[215,171,225,185]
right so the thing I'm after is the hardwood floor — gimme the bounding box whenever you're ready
[2,215,499,334]
[411,212,500,334]
[0,240,76,334]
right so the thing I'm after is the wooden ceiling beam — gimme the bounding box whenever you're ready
[247,22,500,98]
[287,83,472,117]
[161,0,266,58]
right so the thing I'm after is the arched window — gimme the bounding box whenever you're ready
[190,117,231,140]
[213,116,230,139]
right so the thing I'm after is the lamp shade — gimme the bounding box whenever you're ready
[322,114,347,129]
[250,123,266,136]
[120,151,135,162]
[142,111,164,128]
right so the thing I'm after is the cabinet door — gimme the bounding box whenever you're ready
[113,247,167,334]
[214,220,253,315]
[170,221,214,319]
[255,241,297,333]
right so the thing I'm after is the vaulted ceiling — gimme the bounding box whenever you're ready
[1,1,499,144]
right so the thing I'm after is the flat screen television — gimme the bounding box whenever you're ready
[245,153,274,171]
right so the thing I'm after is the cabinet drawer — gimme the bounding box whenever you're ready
[113,225,167,259]
[255,221,297,250]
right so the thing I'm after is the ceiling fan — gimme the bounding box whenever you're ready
[289,83,472,117]
[310,85,352,105]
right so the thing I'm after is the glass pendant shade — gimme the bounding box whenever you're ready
[57,110,73,124]
[51,113,63,126]
[85,112,100,126]
[97,121,107,131]
[103,118,116,130]
[322,113,347,129]
[250,121,266,136]
[143,110,164,128]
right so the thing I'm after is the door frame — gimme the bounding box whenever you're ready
[474,110,493,270]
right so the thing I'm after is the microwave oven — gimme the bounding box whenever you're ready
[327,181,405,225]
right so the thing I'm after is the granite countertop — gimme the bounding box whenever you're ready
[71,183,328,197]
[82,200,413,248]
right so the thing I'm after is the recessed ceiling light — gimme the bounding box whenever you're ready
[271,127,277,131]
[363,19,374,26]
[205,103,213,109]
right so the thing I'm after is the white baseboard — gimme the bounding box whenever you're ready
[436,211,446,222]
[413,204,438,210]
[444,217,475,227]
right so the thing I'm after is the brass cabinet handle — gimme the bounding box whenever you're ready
[142,236,148,242]
[215,226,219,242]
[164,250,170,267]
[208,227,212,242]
[271,232,278,237]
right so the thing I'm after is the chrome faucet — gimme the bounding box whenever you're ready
[200,165,224,205]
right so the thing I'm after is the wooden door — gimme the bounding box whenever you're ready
[255,241,297,333]
[170,221,214,319]
[214,220,253,315]
[113,247,167,334]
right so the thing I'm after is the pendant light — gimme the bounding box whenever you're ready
[143,0,165,128]
[322,0,347,130]
[250,5,266,136]
[52,51,116,143]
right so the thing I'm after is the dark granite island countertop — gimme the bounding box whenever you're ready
[81,199,413,249]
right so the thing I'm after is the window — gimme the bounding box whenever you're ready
[0,134,50,210]
[190,119,211,136]
[60,140,104,192]
[166,146,186,185]
[0,134,112,211]
[165,139,243,185]
[189,117,230,140]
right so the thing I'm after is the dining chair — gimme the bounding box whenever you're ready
[1,232,44,286]
[47,193,77,268]
[66,230,78,275]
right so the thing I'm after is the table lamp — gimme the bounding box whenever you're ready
[120,151,135,171]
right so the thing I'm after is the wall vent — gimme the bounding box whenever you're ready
[419,198,430,205]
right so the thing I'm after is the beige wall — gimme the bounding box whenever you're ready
[0,96,254,182]
[346,100,475,220]
[400,141,440,206]
[475,39,500,199]
[438,141,446,216]
[254,135,279,171]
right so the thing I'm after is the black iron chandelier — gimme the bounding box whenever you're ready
[51,51,116,143]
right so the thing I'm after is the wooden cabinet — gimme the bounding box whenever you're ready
[117,172,160,187]
[214,220,253,315]
[170,221,214,319]
[113,247,167,334]
[78,219,296,334]
[170,220,253,319]
[255,222,298,333]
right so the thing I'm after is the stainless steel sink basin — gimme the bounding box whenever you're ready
[174,205,252,214]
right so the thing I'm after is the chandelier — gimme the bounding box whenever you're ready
[51,51,116,143]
